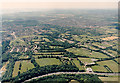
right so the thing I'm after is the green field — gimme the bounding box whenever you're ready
[43,38,51,42]
[66,48,90,57]
[107,50,117,56]
[72,58,84,71]
[34,52,64,55]
[69,80,80,83]
[35,58,62,66]
[114,58,120,64]
[78,57,93,63]
[99,76,119,82]
[66,48,108,58]
[19,35,44,39]
[49,46,64,49]
[20,61,35,73]
[18,56,29,59]
[90,51,109,58]
[33,55,64,58]
[10,38,26,46]
[92,65,108,72]
[96,60,118,72]
[12,61,34,77]
[12,61,20,77]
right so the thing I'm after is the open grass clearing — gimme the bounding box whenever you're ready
[34,52,64,55]
[99,76,119,81]
[43,38,51,42]
[78,57,93,63]
[66,48,108,58]
[101,36,118,41]
[10,38,26,46]
[91,65,108,72]
[12,61,20,77]
[18,55,29,59]
[96,60,118,72]
[66,48,91,57]
[107,50,117,56]
[114,58,120,64]
[49,46,64,49]
[33,55,64,58]
[72,58,84,71]
[12,60,34,77]
[20,60,35,73]
[35,58,62,66]
[90,51,109,58]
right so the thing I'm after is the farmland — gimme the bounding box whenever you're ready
[1,9,119,83]
[12,61,34,77]
[35,58,62,66]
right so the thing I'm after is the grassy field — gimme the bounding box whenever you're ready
[92,65,108,72]
[35,58,62,66]
[43,38,51,42]
[72,58,84,71]
[10,38,26,46]
[69,80,80,83]
[34,52,64,55]
[92,42,112,48]
[19,35,44,39]
[66,48,90,57]
[107,50,117,56]
[33,55,64,58]
[18,56,29,59]
[99,76,119,82]
[90,51,109,58]
[1,61,9,76]
[12,61,34,77]
[72,35,81,41]
[12,61,20,77]
[114,58,120,64]
[49,46,64,48]
[20,61,35,73]
[66,48,109,58]
[78,58,93,63]
[96,60,118,72]
[101,36,118,41]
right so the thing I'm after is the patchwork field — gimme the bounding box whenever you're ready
[10,39,26,46]
[72,58,84,71]
[92,65,108,72]
[20,61,35,73]
[66,48,109,58]
[90,51,109,58]
[101,36,118,41]
[12,61,20,77]
[2,10,119,83]
[78,58,93,63]
[96,60,118,72]
[99,76,119,81]
[66,48,91,57]
[12,61,34,77]
[35,58,62,66]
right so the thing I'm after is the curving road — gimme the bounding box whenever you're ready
[23,72,120,82]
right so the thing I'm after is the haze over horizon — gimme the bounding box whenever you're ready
[0,0,118,14]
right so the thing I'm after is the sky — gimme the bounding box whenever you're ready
[0,0,119,10]
[0,0,119,2]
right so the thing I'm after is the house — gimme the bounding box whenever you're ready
[86,68,93,72]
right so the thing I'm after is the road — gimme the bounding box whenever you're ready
[23,72,120,82]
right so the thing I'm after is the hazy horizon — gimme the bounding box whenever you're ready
[1,2,118,10]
